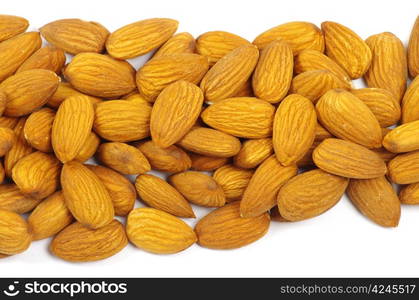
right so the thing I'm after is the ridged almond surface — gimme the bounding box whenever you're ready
[17,45,66,74]
[0,127,15,157]
[383,120,419,153]
[365,32,407,102]
[347,176,400,227]
[399,182,419,204]
[0,184,41,214]
[201,97,275,138]
[74,132,100,162]
[0,209,31,255]
[151,81,204,148]
[278,169,348,221]
[401,76,419,123]
[408,16,419,77]
[106,18,178,59]
[28,191,73,240]
[196,31,251,65]
[0,15,29,42]
[169,171,226,207]
[61,161,114,229]
[52,95,94,163]
[195,202,270,249]
[313,138,387,179]
[50,220,127,262]
[240,155,297,217]
[40,18,109,54]
[0,116,18,129]
[190,153,229,171]
[388,150,419,184]
[233,138,273,169]
[321,21,371,79]
[273,94,317,166]
[94,100,151,142]
[97,142,150,175]
[136,53,209,101]
[127,208,196,254]
[200,45,259,102]
[252,40,293,103]
[23,107,55,153]
[47,82,101,109]
[153,32,196,58]
[213,165,253,202]
[297,124,334,167]
[316,89,382,148]
[135,174,195,218]
[253,21,324,53]
[0,69,59,117]
[64,53,136,98]
[178,126,241,158]
[0,32,41,82]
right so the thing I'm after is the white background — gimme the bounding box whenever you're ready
[2,0,419,277]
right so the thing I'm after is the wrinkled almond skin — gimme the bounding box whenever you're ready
[135,174,195,218]
[201,97,275,138]
[273,94,317,166]
[47,82,101,109]
[240,155,297,218]
[278,169,348,221]
[195,202,270,250]
[61,161,114,229]
[400,182,419,204]
[17,45,66,74]
[401,76,419,123]
[253,21,324,54]
[313,138,387,179]
[94,100,151,142]
[97,142,150,175]
[388,150,419,184]
[365,32,407,102]
[0,209,31,255]
[0,116,18,129]
[136,53,209,101]
[0,184,41,214]
[64,53,136,98]
[200,45,259,102]
[190,153,229,171]
[233,138,273,169]
[50,220,127,262]
[40,18,109,54]
[127,208,197,254]
[347,176,400,227]
[106,18,178,59]
[213,165,253,202]
[153,32,196,59]
[28,191,73,240]
[321,21,371,79]
[252,40,293,103]
[0,127,15,157]
[151,81,203,148]
[0,15,29,42]
[316,89,382,149]
[0,69,59,117]
[170,171,226,207]
[178,127,241,158]
[408,16,419,78]
[383,120,419,153]
[23,107,55,153]
[74,132,100,162]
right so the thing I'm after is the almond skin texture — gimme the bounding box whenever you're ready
[240,155,298,218]
[408,16,419,77]
[136,140,191,173]
[170,171,226,207]
[347,176,400,227]
[47,82,101,109]
[313,138,387,179]
[64,53,136,98]
[52,95,94,163]
[0,127,15,157]
[273,94,317,166]
[40,18,109,54]
[233,138,273,169]
[94,100,151,142]
[201,97,275,138]
[321,21,371,79]
[0,116,19,129]
[50,220,127,262]
[97,142,151,175]
[0,32,41,82]
[401,76,419,123]
[213,165,253,202]
[200,45,259,102]
[153,32,196,59]
[178,127,241,158]
[0,15,29,42]
[12,151,61,200]
[127,208,197,254]
[106,18,178,59]
[195,202,270,250]
[190,153,229,171]
[151,81,204,148]
[196,31,250,65]
[135,174,195,218]
[87,165,136,217]
[61,161,114,229]
[136,53,209,102]
[0,69,59,117]
[0,184,41,214]
[388,151,419,184]
[351,88,401,127]
[253,21,324,54]
[28,191,73,240]
[365,32,407,102]
[316,89,382,149]
[17,45,66,74]
[0,209,31,255]
[74,132,100,162]
[252,40,293,103]
[23,107,55,153]
[383,120,419,153]
[400,183,419,204]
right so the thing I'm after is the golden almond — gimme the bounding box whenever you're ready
[388,150,419,184]
[23,107,55,153]
[233,138,273,169]
[408,16,419,77]
[0,15,29,42]
[213,165,253,202]
[0,209,31,255]
[383,120,419,153]
[47,82,102,109]
[17,45,65,74]
[0,127,15,157]
[190,153,229,171]
[399,182,419,204]
[0,116,19,128]
[74,132,100,162]
[401,76,419,123]
[153,32,196,58]
[0,184,41,214]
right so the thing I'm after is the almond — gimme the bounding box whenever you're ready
[0,15,29,42]
[0,127,15,157]
[399,183,419,204]
[127,208,196,254]
[153,32,196,58]
[195,202,270,249]
[315,123,333,141]
[74,132,100,162]
[388,150,419,184]
[0,184,41,214]
[0,116,18,129]
[383,120,419,153]
[401,76,419,123]
[47,82,102,109]
[190,153,229,171]
[296,139,322,168]
[23,107,55,153]
[233,138,273,169]
[0,209,31,255]
[0,90,6,115]
[17,45,66,74]
[124,93,151,105]
[213,165,253,202]
[408,16,419,77]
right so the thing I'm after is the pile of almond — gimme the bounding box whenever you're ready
[0,15,418,262]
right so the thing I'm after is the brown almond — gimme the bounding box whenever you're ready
[383,120,419,153]
[0,127,15,157]
[233,138,273,169]
[190,153,229,171]
[0,15,29,42]
[47,82,101,109]
[0,116,18,129]
[213,165,253,202]
[399,183,419,204]
[401,76,419,123]
[74,132,100,163]
[23,107,55,153]
[388,150,419,184]
[153,32,196,58]
[17,45,66,74]
[408,16,419,77]
[0,184,42,214]
[0,209,31,255]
